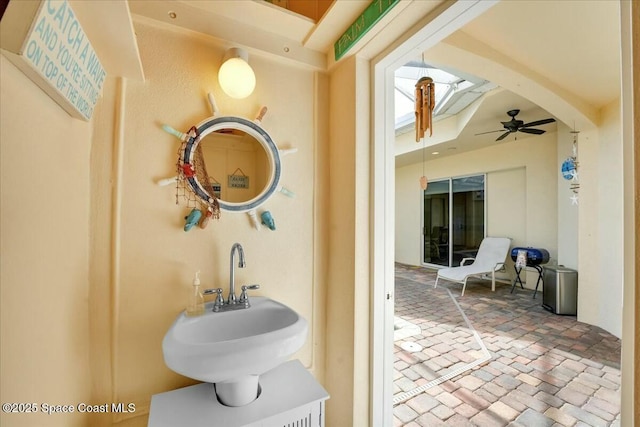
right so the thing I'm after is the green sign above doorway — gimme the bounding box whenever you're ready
[334,0,401,61]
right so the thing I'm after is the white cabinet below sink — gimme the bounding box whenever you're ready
[149,360,329,427]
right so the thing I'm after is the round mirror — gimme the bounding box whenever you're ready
[183,116,281,213]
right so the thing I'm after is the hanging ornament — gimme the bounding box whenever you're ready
[561,157,578,180]
[420,175,428,190]
[415,62,435,190]
[414,77,435,141]
[563,129,580,205]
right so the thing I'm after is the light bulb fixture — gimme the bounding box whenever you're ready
[218,48,256,99]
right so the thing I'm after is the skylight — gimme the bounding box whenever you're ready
[394,63,497,134]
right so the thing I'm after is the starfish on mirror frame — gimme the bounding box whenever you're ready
[570,193,579,205]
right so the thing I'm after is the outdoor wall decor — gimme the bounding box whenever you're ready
[561,130,580,205]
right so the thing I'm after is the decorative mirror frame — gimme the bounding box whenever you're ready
[160,93,295,230]
[184,116,281,213]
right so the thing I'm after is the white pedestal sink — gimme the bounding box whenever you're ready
[162,297,308,407]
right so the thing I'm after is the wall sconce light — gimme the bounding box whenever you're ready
[218,48,256,99]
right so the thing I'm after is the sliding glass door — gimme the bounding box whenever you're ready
[423,175,485,267]
[423,180,450,266]
[451,175,485,265]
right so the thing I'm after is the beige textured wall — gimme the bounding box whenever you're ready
[325,55,356,426]
[576,101,623,338]
[325,54,371,427]
[596,99,623,337]
[0,55,93,427]
[87,20,327,425]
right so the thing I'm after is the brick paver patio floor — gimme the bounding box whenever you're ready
[393,263,621,427]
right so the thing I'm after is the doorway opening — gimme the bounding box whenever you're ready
[371,1,632,425]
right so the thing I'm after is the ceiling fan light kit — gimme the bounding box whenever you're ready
[476,109,556,141]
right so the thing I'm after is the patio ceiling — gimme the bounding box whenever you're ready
[396,0,620,165]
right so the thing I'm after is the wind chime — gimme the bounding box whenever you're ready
[415,76,435,190]
[561,129,580,205]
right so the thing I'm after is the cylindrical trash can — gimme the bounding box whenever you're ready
[542,266,578,315]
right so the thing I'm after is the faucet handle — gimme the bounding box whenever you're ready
[239,284,260,307]
[204,288,225,311]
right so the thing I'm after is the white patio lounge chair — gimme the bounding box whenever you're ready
[434,237,511,296]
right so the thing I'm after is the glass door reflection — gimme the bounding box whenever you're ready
[451,176,485,266]
[423,175,485,267]
[423,180,450,266]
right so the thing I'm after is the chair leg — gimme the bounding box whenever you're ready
[434,276,439,289]
[461,279,467,297]
[491,270,496,292]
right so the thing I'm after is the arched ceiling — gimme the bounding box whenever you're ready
[396,0,621,164]
[460,0,620,110]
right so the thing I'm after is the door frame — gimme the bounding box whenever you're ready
[370,1,499,425]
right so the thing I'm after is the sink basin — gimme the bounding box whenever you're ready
[163,297,308,406]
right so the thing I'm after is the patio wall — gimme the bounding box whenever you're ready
[396,102,624,339]
[395,130,558,288]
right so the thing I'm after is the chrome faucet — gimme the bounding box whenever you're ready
[203,243,257,313]
[228,243,246,304]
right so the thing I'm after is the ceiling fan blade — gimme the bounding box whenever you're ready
[495,131,511,141]
[475,129,505,136]
[519,128,545,135]
[521,118,556,127]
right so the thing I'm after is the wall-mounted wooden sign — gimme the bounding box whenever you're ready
[0,0,106,120]
[334,0,400,61]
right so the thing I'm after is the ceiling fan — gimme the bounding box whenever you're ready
[476,109,556,141]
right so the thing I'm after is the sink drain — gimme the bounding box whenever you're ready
[400,341,422,352]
